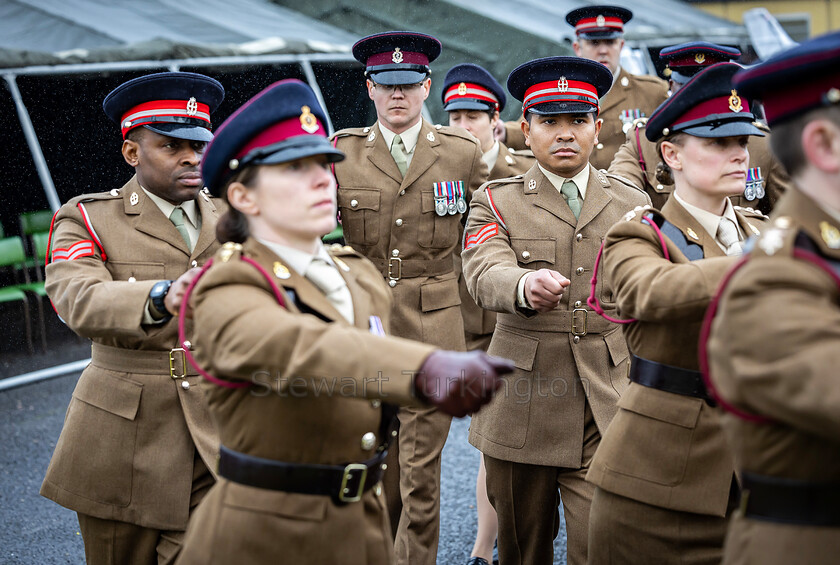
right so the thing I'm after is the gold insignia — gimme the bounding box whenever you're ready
[427,131,435,142]
[596,14,606,27]
[334,257,350,272]
[820,221,840,249]
[663,68,672,78]
[748,223,760,236]
[273,261,291,279]
[392,48,403,64]
[299,106,319,134]
[220,241,242,263]
[686,227,700,241]
[557,76,569,93]
[130,192,139,206]
[729,89,743,113]
[694,53,706,64]
[528,179,537,190]
[458,82,468,96]
[828,88,840,104]
[186,97,198,116]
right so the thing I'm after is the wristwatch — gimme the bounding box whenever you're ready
[149,279,174,322]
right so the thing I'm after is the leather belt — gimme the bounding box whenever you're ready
[91,342,198,378]
[218,445,387,504]
[629,355,713,404]
[497,309,614,335]
[741,471,840,527]
[370,257,453,280]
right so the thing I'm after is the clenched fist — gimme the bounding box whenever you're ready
[523,269,570,313]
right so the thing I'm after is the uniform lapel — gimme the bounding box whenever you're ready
[576,165,612,231]
[526,166,577,228]
[341,265,371,330]
[734,209,762,240]
[787,189,840,261]
[191,190,220,260]
[366,123,403,184]
[662,198,725,258]
[247,240,344,323]
[401,120,440,188]
[123,176,191,256]
[490,142,516,179]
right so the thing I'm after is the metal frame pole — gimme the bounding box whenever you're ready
[0,358,89,392]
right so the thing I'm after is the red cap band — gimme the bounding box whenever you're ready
[120,99,210,138]
[523,78,599,114]
[672,92,751,129]
[366,49,429,67]
[234,113,325,160]
[575,16,624,34]
[444,82,499,109]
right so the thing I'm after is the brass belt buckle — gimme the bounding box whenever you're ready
[339,463,368,503]
[169,348,187,379]
[572,308,588,337]
[388,257,402,281]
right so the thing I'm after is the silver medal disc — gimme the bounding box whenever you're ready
[756,183,765,199]
[457,198,467,214]
[448,201,458,215]
[744,185,757,201]
[435,200,448,216]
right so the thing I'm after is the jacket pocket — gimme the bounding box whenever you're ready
[108,261,165,282]
[490,326,539,371]
[509,238,556,270]
[417,190,460,249]
[420,276,462,313]
[338,188,381,246]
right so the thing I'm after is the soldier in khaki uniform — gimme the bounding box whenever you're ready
[586,63,768,565]
[706,32,840,565]
[173,79,511,565]
[462,56,650,565]
[499,5,669,172]
[441,62,535,565]
[609,41,792,212]
[40,72,225,565]
[331,32,489,565]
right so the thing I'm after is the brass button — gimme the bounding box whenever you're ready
[574,301,582,308]
[350,199,359,208]
[576,267,584,275]
[371,399,381,408]
[521,250,531,260]
[573,336,580,344]
[191,260,198,268]
[399,190,406,196]
[596,143,604,150]
[395,219,403,226]
[391,430,398,437]
[374,484,382,496]
[128,276,136,283]
[361,432,376,451]
[183,341,192,350]
[656,184,664,191]
[381,463,388,471]
[181,381,190,390]
[389,280,397,287]
[392,249,399,257]
[575,233,583,242]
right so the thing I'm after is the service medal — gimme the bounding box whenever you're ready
[448,201,458,215]
[457,197,467,214]
[744,184,757,201]
[435,199,448,216]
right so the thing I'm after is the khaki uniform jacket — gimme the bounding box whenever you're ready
[609,120,792,212]
[586,198,766,516]
[40,176,222,530]
[458,142,536,347]
[177,238,435,565]
[462,164,649,467]
[708,188,840,564]
[504,68,669,171]
[333,120,487,349]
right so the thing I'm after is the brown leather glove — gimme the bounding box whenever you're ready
[414,351,514,417]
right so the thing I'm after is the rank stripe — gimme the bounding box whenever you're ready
[77,202,107,261]
[52,240,95,262]
[464,223,499,250]
[485,188,507,232]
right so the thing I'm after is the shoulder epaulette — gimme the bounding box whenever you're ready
[508,148,535,157]
[622,204,655,223]
[734,205,769,220]
[327,243,362,257]
[482,175,523,190]
[752,215,798,257]
[433,124,478,142]
[331,127,369,140]
[603,170,646,193]
[634,74,668,86]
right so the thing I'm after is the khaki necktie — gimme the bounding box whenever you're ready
[561,180,582,220]
[169,207,192,250]
[390,134,408,176]
[717,216,743,256]
[306,258,355,323]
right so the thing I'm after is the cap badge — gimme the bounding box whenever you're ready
[273,261,291,279]
[729,90,743,113]
[694,53,706,64]
[558,77,569,93]
[820,221,840,249]
[186,97,198,117]
[528,179,537,190]
[130,192,139,206]
[427,131,435,142]
[686,227,700,241]
[392,48,404,64]
[458,82,468,96]
[596,15,606,27]
[300,105,319,134]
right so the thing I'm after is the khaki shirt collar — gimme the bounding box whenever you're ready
[537,163,590,199]
[255,238,335,276]
[141,187,199,229]
[482,140,500,172]
[673,192,742,240]
[378,118,423,154]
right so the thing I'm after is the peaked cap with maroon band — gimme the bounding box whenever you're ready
[442,63,506,112]
[733,29,840,127]
[352,31,441,86]
[645,62,764,142]
[565,5,632,40]
[103,71,224,142]
[660,41,741,85]
[201,79,344,197]
[507,56,612,117]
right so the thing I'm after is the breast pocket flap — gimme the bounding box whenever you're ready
[73,372,142,421]
[509,238,555,265]
[490,327,539,372]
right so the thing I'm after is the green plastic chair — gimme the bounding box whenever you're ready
[19,210,53,236]
[0,236,35,354]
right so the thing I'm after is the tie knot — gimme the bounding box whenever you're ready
[306,258,346,295]
[392,134,404,150]
[169,207,185,226]
[561,180,578,200]
[717,216,743,255]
